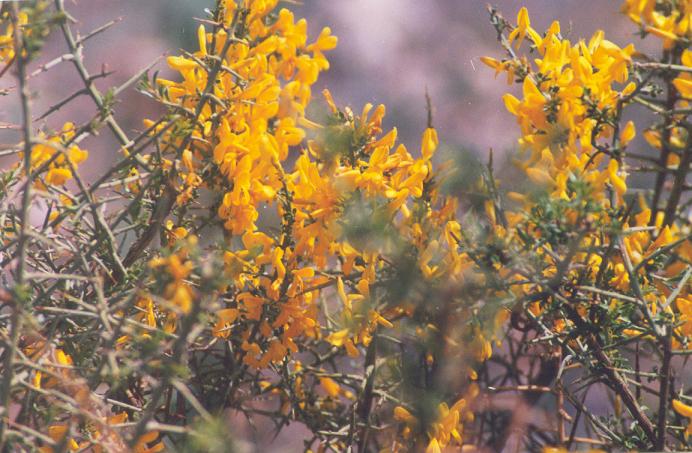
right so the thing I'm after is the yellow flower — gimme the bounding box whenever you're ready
[674,77,692,98]
[607,159,627,199]
[619,120,636,146]
[526,167,555,187]
[672,399,692,438]
[212,308,239,338]
[18,123,89,188]
[622,0,687,49]
[45,167,72,186]
[325,328,349,347]
[394,406,418,426]
[507,7,542,49]
[0,11,27,63]
[421,127,438,160]
[426,438,442,453]
[319,377,341,398]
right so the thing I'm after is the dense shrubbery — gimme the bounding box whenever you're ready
[0,1,690,451]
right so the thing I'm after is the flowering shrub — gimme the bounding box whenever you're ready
[0,1,689,452]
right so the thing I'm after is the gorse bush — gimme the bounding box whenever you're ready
[0,0,689,452]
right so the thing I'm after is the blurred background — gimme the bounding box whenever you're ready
[0,1,664,451]
[0,0,658,168]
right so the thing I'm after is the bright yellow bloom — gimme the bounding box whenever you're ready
[19,123,89,189]
[507,7,542,49]
[672,399,692,438]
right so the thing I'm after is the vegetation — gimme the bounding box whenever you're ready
[0,1,690,451]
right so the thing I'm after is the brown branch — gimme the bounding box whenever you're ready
[0,5,33,449]
[120,6,241,273]
[656,331,673,450]
[662,126,691,227]
[650,43,685,227]
[357,334,377,452]
[564,303,658,447]
[490,349,560,452]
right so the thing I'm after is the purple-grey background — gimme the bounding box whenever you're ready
[0,0,657,165]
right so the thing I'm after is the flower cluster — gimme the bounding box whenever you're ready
[18,122,89,189]
[0,10,24,64]
[23,341,162,453]
[117,2,492,448]
[621,0,690,49]
[483,4,691,346]
[480,2,690,449]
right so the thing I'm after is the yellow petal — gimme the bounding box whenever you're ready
[608,160,627,197]
[526,167,555,186]
[426,438,442,453]
[673,399,692,418]
[197,25,207,56]
[480,56,501,70]
[503,94,520,115]
[673,77,692,98]
[337,277,350,310]
[619,121,635,146]
[516,7,530,29]
[326,329,349,347]
[421,128,438,160]
[320,377,340,397]
[45,168,72,186]
[394,406,417,424]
